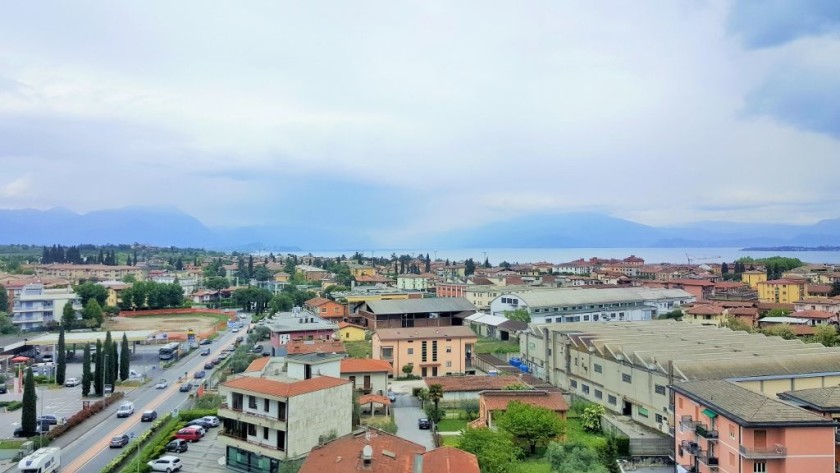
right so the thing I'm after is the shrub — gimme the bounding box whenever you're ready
[102,414,174,473]
[177,408,217,421]
[47,392,124,440]
[6,401,23,411]
[581,404,605,433]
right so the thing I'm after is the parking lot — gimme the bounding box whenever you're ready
[176,426,228,472]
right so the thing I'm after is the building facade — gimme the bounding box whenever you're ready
[372,326,477,377]
[12,284,81,330]
[757,279,807,304]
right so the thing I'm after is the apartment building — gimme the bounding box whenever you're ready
[304,297,346,320]
[266,311,337,355]
[742,271,768,289]
[12,284,81,330]
[682,304,727,327]
[33,264,145,283]
[218,357,353,472]
[757,279,807,304]
[520,321,840,433]
[294,264,329,281]
[395,274,433,291]
[795,297,840,313]
[359,298,477,330]
[339,358,392,395]
[372,325,477,377]
[673,380,836,473]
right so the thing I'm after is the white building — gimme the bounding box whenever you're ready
[488,287,694,324]
[12,284,81,330]
[396,274,431,291]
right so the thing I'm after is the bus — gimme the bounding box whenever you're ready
[159,342,182,360]
[18,447,60,473]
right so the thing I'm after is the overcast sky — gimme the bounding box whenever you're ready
[0,1,838,244]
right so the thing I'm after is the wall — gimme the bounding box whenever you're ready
[374,335,476,377]
[287,383,353,458]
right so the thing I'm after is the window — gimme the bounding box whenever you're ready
[432,341,438,362]
[638,407,649,417]
[753,462,766,473]
[248,396,257,409]
[320,308,327,313]
[594,389,603,399]
[446,346,452,353]
[678,397,683,409]
[622,373,632,383]
[264,399,269,411]
[729,453,735,466]
[594,364,602,373]
[655,413,663,424]
[421,341,427,362]
[264,427,269,439]
[446,361,452,367]
[729,425,735,439]
[582,384,590,394]
[570,380,578,388]
[248,423,256,436]
[407,348,414,355]
[654,384,666,395]
[545,318,552,323]
[381,347,393,359]
[608,395,617,405]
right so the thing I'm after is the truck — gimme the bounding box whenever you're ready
[17,447,60,473]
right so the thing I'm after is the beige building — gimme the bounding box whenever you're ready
[33,264,145,283]
[396,274,432,291]
[372,326,477,377]
[741,270,768,289]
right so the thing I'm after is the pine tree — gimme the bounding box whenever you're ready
[94,339,103,396]
[56,327,66,385]
[120,333,130,381]
[82,343,92,396]
[21,368,37,434]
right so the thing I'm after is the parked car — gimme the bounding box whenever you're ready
[199,348,211,356]
[147,455,183,472]
[104,384,113,394]
[14,422,49,437]
[179,382,192,392]
[212,357,221,364]
[165,439,189,453]
[37,414,59,425]
[64,377,80,387]
[387,390,397,402]
[186,419,212,430]
[231,327,239,333]
[155,379,168,389]
[203,361,215,370]
[0,384,6,394]
[199,338,211,345]
[201,415,220,427]
[116,402,135,418]
[184,425,206,437]
[173,428,201,442]
[418,418,431,429]
[193,370,206,379]
[141,410,158,422]
[218,352,229,360]
[252,344,263,353]
[110,434,130,448]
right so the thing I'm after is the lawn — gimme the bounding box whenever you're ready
[517,458,552,473]
[564,417,608,450]
[441,435,461,447]
[345,340,372,358]
[436,419,468,432]
[475,337,520,355]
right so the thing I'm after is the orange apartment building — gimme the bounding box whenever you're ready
[304,297,346,320]
[672,380,837,473]
[372,326,477,377]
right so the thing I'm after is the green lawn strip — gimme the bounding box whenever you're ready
[475,337,519,354]
[440,435,461,447]
[345,341,372,358]
[564,418,608,450]
[436,419,468,432]
[516,458,552,473]
[117,416,186,473]
[0,440,25,449]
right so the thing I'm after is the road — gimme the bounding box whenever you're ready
[391,393,435,451]
[57,328,240,472]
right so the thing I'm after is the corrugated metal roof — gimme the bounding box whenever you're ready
[511,287,693,307]
[365,297,477,315]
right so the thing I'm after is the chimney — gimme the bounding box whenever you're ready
[362,444,373,465]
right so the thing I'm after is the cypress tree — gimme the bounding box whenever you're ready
[94,339,103,396]
[82,344,92,396]
[56,327,66,385]
[110,341,119,384]
[120,333,130,381]
[21,368,36,434]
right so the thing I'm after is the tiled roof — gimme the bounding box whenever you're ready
[421,446,479,473]
[729,307,759,316]
[244,357,271,373]
[338,321,365,330]
[671,380,834,427]
[365,298,477,315]
[481,390,569,412]
[779,386,840,412]
[287,339,346,355]
[223,375,350,398]
[685,305,725,316]
[806,284,833,294]
[300,429,425,473]
[341,358,392,373]
[305,297,333,307]
[790,310,836,320]
[761,279,806,285]
[375,326,477,341]
[423,375,523,392]
[669,279,716,287]
[358,394,391,406]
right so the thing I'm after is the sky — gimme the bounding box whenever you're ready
[0,0,839,245]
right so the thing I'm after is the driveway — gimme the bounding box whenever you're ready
[391,393,434,451]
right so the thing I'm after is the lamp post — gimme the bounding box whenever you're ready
[38,387,43,446]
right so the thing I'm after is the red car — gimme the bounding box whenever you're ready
[173,428,202,442]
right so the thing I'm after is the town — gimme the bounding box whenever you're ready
[1,246,839,473]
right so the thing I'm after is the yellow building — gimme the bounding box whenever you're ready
[757,278,806,304]
[681,304,727,327]
[372,325,477,377]
[338,322,367,342]
[274,272,290,283]
[741,270,767,289]
[347,264,376,278]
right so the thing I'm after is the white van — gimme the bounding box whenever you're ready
[18,447,60,473]
[116,402,135,418]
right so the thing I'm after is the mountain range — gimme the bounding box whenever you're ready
[0,207,839,250]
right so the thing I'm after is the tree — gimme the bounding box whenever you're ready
[94,339,103,396]
[175,256,184,270]
[253,265,273,282]
[723,316,754,333]
[457,428,521,473]
[56,327,66,385]
[83,299,104,328]
[762,324,796,340]
[483,257,491,268]
[504,308,531,323]
[830,281,840,297]
[120,333,130,381]
[62,300,76,328]
[110,340,119,383]
[206,276,230,291]
[82,343,92,396]
[401,363,414,377]
[417,388,430,408]
[721,262,729,274]
[581,403,606,433]
[465,258,476,276]
[496,401,565,454]
[765,308,790,318]
[428,384,444,412]
[0,284,7,312]
[74,282,108,307]
[0,313,15,334]
[21,367,37,434]
[545,441,608,473]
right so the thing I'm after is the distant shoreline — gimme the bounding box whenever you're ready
[741,246,840,252]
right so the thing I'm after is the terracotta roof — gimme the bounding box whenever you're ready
[375,326,476,341]
[685,305,725,316]
[423,375,523,392]
[244,357,271,373]
[481,390,569,412]
[761,279,806,285]
[223,375,350,398]
[807,284,833,295]
[338,321,365,330]
[790,325,817,336]
[358,394,391,406]
[287,339,346,355]
[729,307,759,316]
[300,429,425,473]
[757,302,796,311]
[356,275,393,283]
[669,279,716,287]
[341,358,393,373]
[790,310,836,320]
[798,297,840,304]
[714,281,749,289]
[421,446,479,473]
[305,297,333,307]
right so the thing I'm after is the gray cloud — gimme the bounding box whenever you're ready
[728,0,840,48]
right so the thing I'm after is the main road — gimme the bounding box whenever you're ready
[57,328,241,472]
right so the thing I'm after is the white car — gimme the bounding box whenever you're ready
[64,377,80,387]
[201,415,220,427]
[231,328,239,333]
[147,455,182,472]
[155,379,168,389]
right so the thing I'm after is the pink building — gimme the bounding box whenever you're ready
[672,380,836,473]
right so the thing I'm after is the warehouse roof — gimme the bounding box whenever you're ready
[510,287,694,308]
[365,298,477,315]
[778,387,840,413]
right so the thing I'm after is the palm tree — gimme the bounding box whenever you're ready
[428,384,444,411]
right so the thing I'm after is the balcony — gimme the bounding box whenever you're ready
[697,450,719,469]
[218,431,285,460]
[681,440,699,454]
[835,430,840,444]
[739,444,787,459]
[680,415,700,432]
[695,424,719,441]
[219,404,286,431]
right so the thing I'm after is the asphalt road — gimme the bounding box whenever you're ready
[391,394,435,451]
[55,328,240,472]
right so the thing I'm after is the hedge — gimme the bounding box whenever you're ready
[46,392,125,440]
[5,400,23,411]
[177,408,218,422]
[118,415,188,473]
[102,413,174,473]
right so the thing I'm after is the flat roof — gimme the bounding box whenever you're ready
[365,298,477,315]
[27,330,158,346]
[511,287,694,307]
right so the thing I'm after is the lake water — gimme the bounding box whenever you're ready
[279,247,840,265]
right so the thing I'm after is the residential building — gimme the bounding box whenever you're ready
[33,264,145,283]
[218,364,352,471]
[12,284,82,330]
[672,380,836,473]
[728,306,760,327]
[742,270,768,289]
[471,390,568,429]
[789,310,839,326]
[520,321,840,433]
[347,264,376,278]
[286,339,346,356]
[338,322,366,342]
[273,271,290,283]
[463,284,547,311]
[340,358,392,395]
[98,281,129,307]
[304,297,346,320]
[464,312,527,341]
[295,264,329,281]
[300,429,479,473]
[335,287,422,306]
[757,279,808,304]
[372,326,477,377]
[266,311,337,355]
[757,316,815,336]
[682,304,727,327]
[354,275,394,285]
[422,375,525,401]
[709,281,758,302]
[489,287,694,324]
[396,274,431,291]
[436,282,467,298]
[650,279,715,301]
[795,297,840,314]
[359,298,477,330]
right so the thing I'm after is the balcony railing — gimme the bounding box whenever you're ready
[680,415,700,432]
[219,431,284,453]
[681,440,699,454]
[739,444,787,459]
[220,403,286,423]
[697,450,719,469]
[695,424,719,441]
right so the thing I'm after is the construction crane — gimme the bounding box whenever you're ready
[686,254,721,265]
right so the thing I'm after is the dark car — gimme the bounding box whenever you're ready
[193,370,206,379]
[179,382,192,392]
[186,419,213,429]
[252,344,263,353]
[13,422,49,437]
[199,339,211,345]
[165,439,189,453]
[418,418,431,429]
[141,410,158,422]
[37,414,59,425]
[200,348,211,356]
[204,361,215,370]
[0,384,7,394]
[212,357,221,365]
[110,434,130,448]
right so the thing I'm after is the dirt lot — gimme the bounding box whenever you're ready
[104,313,225,334]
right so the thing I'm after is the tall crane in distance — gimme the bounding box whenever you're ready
[686,254,722,265]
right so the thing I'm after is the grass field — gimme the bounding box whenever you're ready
[475,337,520,354]
[104,312,228,334]
[345,340,372,358]
[441,435,461,447]
[436,419,469,432]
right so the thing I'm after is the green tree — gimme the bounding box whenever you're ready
[269,293,295,314]
[496,401,565,454]
[21,367,37,434]
[205,276,230,291]
[0,284,7,312]
[600,436,621,473]
[74,282,108,307]
[457,427,521,473]
[82,343,92,396]
[723,316,754,333]
[401,363,414,377]
[657,309,683,320]
[62,300,76,328]
[120,333,130,381]
[581,403,606,433]
[829,281,840,297]
[503,308,531,323]
[545,441,608,473]
[417,388,430,408]
[762,324,797,340]
[82,299,104,328]
[428,384,444,412]
[56,327,66,385]
[464,258,476,276]
[94,339,103,396]
[765,308,791,318]
[0,313,15,334]
[110,340,119,383]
